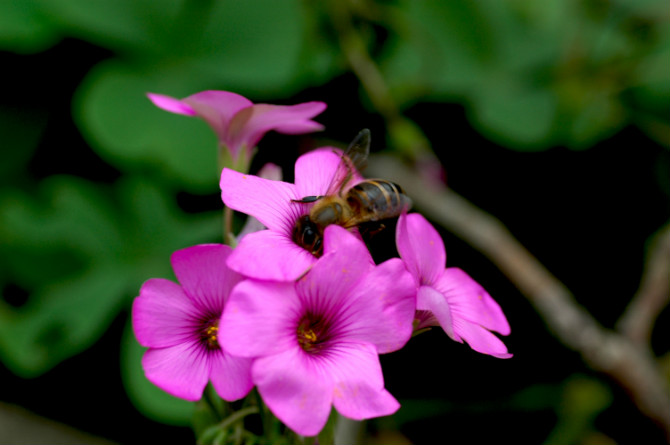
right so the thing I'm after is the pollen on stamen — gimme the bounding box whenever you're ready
[201,321,220,349]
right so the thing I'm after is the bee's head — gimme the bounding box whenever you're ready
[293,215,323,257]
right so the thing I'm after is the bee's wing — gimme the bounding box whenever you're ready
[325,129,371,196]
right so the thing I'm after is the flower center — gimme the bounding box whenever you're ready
[296,315,329,354]
[200,319,220,350]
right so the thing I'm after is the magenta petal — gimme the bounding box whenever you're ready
[219,279,300,357]
[227,230,317,281]
[208,349,254,401]
[396,213,446,286]
[253,350,333,437]
[322,224,373,263]
[434,268,511,336]
[220,168,304,234]
[141,342,210,401]
[133,278,198,348]
[335,386,400,421]
[171,244,242,309]
[451,319,513,359]
[338,258,416,353]
[147,93,197,116]
[293,148,345,198]
[227,102,326,151]
[183,91,253,146]
[326,342,399,420]
[416,285,458,341]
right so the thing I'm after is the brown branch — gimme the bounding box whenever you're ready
[617,223,670,344]
[367,155,670,439]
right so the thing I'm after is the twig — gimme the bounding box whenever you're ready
[617,223,670,344]
[367,155,670,439]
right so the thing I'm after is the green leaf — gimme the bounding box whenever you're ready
[41,0,181,55]
[187,0,309,96]
[0,175,221,377]
[0,0,60,53]
[120,316,194,425]
[470,77,558,149]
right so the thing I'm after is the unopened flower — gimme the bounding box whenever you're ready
[147,90,326,164]
[396,213,512,358]
[219,225,415,436]
[220,148,363,281]
[132,244,253,401]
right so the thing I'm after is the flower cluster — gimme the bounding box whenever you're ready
[134,91,511,437]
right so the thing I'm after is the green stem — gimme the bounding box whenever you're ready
[218,406,259,431]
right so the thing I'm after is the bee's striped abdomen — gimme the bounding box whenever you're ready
[347,180,411,221]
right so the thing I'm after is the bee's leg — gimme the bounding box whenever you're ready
[291,195,323,203]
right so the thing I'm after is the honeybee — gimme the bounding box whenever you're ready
[292,129,412,256]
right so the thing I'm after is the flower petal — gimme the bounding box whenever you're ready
[253,349,334,437]
[227,230,317,281]
[325,342,400,420]
[236,163,283,240]
[183,90,253,145]
[416,285,458,341]
[208,349,254,401]
[293,148,364,198]
[170,244,242,311]
[133,278,198,348]
[451,319,513,359]
[219,279,301,358]
[337,258,416,353]
[147,93,197,116]
[227,102,326,151]
[220,167,304,234]
[434,268,511,336]
[396,213,446,286]
[141,342,210,401]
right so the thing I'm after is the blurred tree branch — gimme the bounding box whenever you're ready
[329,0,670,440]
[617,222,670,345]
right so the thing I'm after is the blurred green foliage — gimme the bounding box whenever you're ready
[0,0,667,434]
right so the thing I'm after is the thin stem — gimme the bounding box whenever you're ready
[217,406,259,432]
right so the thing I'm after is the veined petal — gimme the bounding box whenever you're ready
[147,93,197,116]
[416,285,458,341]
[337,258,416,354]
[219,279,301,358]
[141,342,210,401]
[227,102,326,151]
[208,349,254,401]
[220,167,304,234]
[296,226,371,308]
[170,244,242,312]
[227,230,317,281]
[133,278,198,348]
[253,349,334,437]
[396,213,446,286]
[434,268,511,336]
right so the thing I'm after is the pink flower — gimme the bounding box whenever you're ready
[220,148,363,281]
[132,244,253,401]
[396,213,512,358]
[147,90,326,162]
[219,225,416,436]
